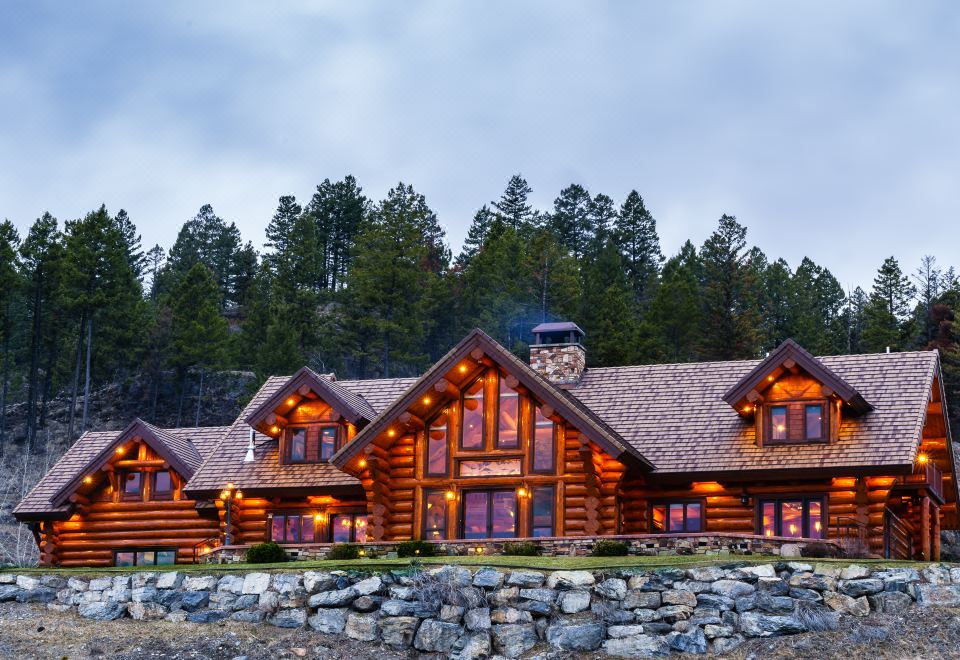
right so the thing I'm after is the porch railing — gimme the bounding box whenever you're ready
[883,507,914,560]
[903,461,944,501]
[830,516,873,556]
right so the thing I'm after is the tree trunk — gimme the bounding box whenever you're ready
[0,320,10,456]
[81,317,93,432]
[25,280,44,444]
[150,372,160,422]
[68,312,86,439]
[176,371,189,428]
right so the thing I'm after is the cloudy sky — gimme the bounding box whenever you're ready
[1,2,958,288]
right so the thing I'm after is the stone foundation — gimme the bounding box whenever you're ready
[4,561,954,657]
[203,532,831,564]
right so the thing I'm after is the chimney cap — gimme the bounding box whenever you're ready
[531,321,585,336]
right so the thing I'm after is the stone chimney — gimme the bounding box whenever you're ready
[529,322,586,386]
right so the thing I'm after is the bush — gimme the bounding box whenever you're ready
[501,541,542,556]
[327,543,360,560]
[397,540,436,558]
[591,540,629,557]
[800,541,843,558]
[245,541,286,564]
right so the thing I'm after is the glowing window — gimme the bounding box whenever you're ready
[461,377,485,450]
[650,501,702,532]
[426,412,449,477]
[497,377,520,449]
[770,406,788,441]
[423,490,447,540]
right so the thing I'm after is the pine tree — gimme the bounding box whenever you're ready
[455,205,495,269]
[549,184,592,260]
[585,194,617,260]
[845,287,869,353]
[862,257,916,352]
[581,239,638,366]
[758,257,793,350]
[492,174,534,231]
[0,220,22,450]
[615,191,663,308]
[648,241,701,362]
[168,264,229,379]
[698,215,761,360]
[114,209,145,278]
[145,245,165,302]
[307,175,367,291]
[264,195,303,277]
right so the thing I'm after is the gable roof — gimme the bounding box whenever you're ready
[184,374,417,495]
[571,350,939,476]
[244,366,377,427]
[330,328,653,469]
[14,420,229,518]
[722,339,872,414]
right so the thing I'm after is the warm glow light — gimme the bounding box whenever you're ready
[423,397,431,405]
[789,524,797,535]
[314,513,324,522]
[388,429,396,437]
[445,490,456,500]
[358,458,367,468]
[765,529,773,537]
[358,549,366,557]
[115,447,125,455]
[517,487,528,498]
[286,397,296,407]
[342,519,351,527]
[227,483,235,490]
[458,365,467,373]
[235,490,243,500]
[815,521,822,532]
[767,375,774,381]
[270,425,280,435]
[475,546,484,554]
[219,491,228,500]
[414,549,421,555]
[83,476,93,485]
[742,406,752,413]
[776,425,785,433]
[918,453,929,464]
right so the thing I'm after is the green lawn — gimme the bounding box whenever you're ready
[2,553,946,578]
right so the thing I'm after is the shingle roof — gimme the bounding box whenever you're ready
[570,350,939,475]
[185,375,416,495]
[13,422,230,517]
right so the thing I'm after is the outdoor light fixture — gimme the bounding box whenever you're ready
[270,425,280,435]
[445,490,455,500]
[314,513,325,523]
[459,365,467,373]
[423,397,431,405]
[917,453,929,464]
[740,493,751,506]
[388,429,396,437]
[286,398,296,407]
[358,549,366,557]
[517,487,528,498]
[358,458,367,468]
[83,476,93,485]
[221,484,241,545]
[475,546,484,554]
[115,447,125,455]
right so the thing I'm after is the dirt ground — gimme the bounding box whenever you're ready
[2,603,960,659]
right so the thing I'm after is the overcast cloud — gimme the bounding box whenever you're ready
[1,1,958,288]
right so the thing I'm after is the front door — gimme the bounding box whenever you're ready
[461,490,517,539]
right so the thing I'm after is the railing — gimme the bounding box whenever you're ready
[830,516,873,557]
[193,535,222,563]
[903,461,944,501]
[883,507,914,560]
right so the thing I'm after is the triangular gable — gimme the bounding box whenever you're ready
[244,367,376,430]
[722,339,872,415]
[50,418,201,507]
[330,328,654,470]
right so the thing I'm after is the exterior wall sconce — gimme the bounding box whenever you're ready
[740,493,751,506]
[445,490,456,501]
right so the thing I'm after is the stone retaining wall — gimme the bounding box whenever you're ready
[2,562,959,658]
[205,532,827,563]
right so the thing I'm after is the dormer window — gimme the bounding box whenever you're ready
[766,402,826,444]
[285,425,340,464]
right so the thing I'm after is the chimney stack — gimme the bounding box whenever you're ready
[530,322,586,386]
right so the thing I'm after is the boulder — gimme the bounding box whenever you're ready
[351,595,379,612]
[258,591,279,612]
[687,566,726,582]
[465,607,491,631]
[353,576,382,596]
[739,611,806,637]
[547,570,595,589]
[88,577,113,591]
[216,575,244,594]
[840,564,872,580]
[79,601,127,621]
[128,601,167,620]
[67,577,89,592]
[840,579,884,597]
[608,624,647,638]
[489,587,519,607]
[547,622,604,651]
[559,590,591,614]
[15,576,38,590]
[738,564,777,578]
[669,627,708,654]
[308,587,358,607]
[506,570,544,588]
[414,619,463,653]
[712,634,746,654]
[241,573,271,595]
[269,608,307,628]
[696,593,734,610]
[519,587,556,603]
[232,594,259,610]
[597,578,628,600]
[183,575,217,591]
[624,590,662,610]
[788,587,823,601]
[179,591,210,612]
[491,623,538,658]
[656,605,693,623]
[155,572,183,590]
[440,604,465,622]
[602,634,671,658]
[491,607,533,624]
[303,571,337,593]
[344,612,380,641]
[922,565,952,585]
[757,577,789,595]
[16,587,57,604]
[916,584,960,607]
[823,591,870,616]
[452,631,492,660]
[186,610,226,624]
[662,589,697,607]
[380,616,420,648]
[711,580,755,599]
[381,599,418,616]
[868,591,914,614]
[308,607,349,634]
[231,609,266,623]
[779,543,802,558]
[789,573,837,592]
[131,586,158,603]
[704,623,734,638]
[473,568,504,589]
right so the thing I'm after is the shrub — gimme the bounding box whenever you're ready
[501,541,542,556]
[245,541,286,564]
[327,543,360,560]
[799,541,842,559]
[591,540,629,557]
[397,540,436,558]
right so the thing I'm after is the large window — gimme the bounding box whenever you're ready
[768,403,826,444]
[497,377,520,449]
[270,512,316,544]
[650,501,703,533]
[426,412,449,477]
[531,407,555,473]
[319,426,338,461]
[121,471,143,500]
[331,513,368,543]
[152,470,173,500]
[461,377,485,450]
[760,497,824,539]
[462,490,517,539]
[114,548,176,567]
[422,490,448,540]
[288,428,307,462]
[531,487,555,537]
[287,425,339,463]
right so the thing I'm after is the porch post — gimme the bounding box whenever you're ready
[920,496,931,560]
[933,502,941,561]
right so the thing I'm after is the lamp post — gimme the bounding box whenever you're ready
[220,483,243,546]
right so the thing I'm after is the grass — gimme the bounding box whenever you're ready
[1,553,946,578]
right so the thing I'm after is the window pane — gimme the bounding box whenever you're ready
[463,491,489,539]
[461,377,485,449]
[423,491,447,540]
[770,406,787,440]
[427,413,448,476]
[685,503,702,532]
[290,428,306,461]
[157,550,176,565]
[332,515,352,543]
[805,405,823,440]
[781,501,803,538]
[651,505,666,532]
[115,551,135,567]
[271,515,284,542]
[532,488,554,537]
[354,516,368,543]
[532,408,555,473]
[668,503,685,532]
[497,379,520,448]
[137,551,155,566]
[491,491,517,538]
[302,515,315,543]
[761,502,776,537]
[124,472,142,496]
[153,471,172,493]
[458,459,522,477]
[808,500,823,539]
[319,426,337,460]
[286,515,301,543]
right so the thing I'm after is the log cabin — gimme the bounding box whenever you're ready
[15,323,957,566]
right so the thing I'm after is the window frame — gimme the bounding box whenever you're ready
[269,511,318,544]
[757,495,826,539]
[460,488,518,539]
[459,374,486,451]
[421,489,448,540]
[425,412,450,477]
[286,426,308,463]
[495,374,521,450]
[151,470,173,500]
[765,400,829,445]
[112,547,177,567]
[530,486,556,537]
[120,470,144,501]
[530,406,557,474]
[329,511,369,544]
[649,499,705,533]
[319,425,338,462]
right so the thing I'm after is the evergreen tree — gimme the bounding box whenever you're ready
[615,191,663,308]
[0,220,22,449]
[492,174,534,231]
[585,193,617,260]
[264,195,303,276]
[758,257,793,350]
[698,215,761,360]
[144,245,165,302]
[549,184,592,260]
[307,175,367,291]
[114,209,145,278]
[861,257,916,352]
[526,227,582,327]
[455,205,495,269]
[581,239,639,366]
[648,241,701,362]
[168,263,229,380]
[845,286,869,353]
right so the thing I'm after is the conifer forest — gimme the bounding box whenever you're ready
[0,173,957,451]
